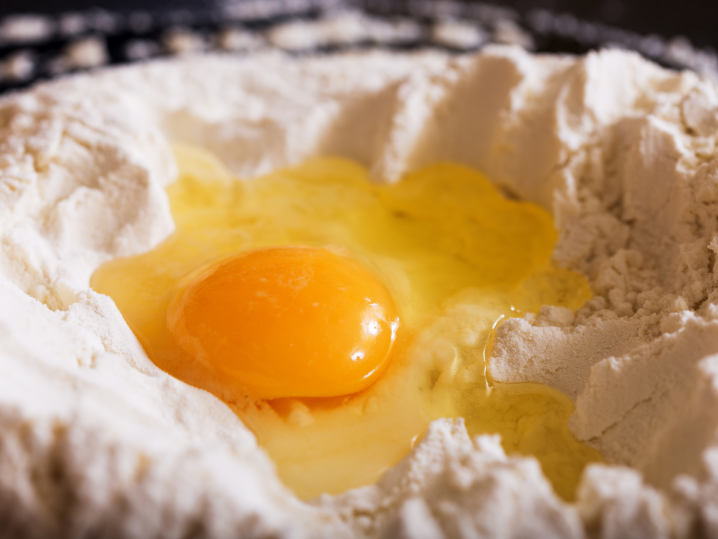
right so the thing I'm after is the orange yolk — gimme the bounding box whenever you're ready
[166,246,399,399]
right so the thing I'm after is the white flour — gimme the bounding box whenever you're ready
[1,46,717,537]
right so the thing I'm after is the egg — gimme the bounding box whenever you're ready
[91,143,600,502]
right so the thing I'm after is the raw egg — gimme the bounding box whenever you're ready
[92,143,601,502]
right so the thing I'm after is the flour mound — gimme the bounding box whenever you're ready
[1,47,717,537]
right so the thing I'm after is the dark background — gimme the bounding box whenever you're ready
[0,0,717,50]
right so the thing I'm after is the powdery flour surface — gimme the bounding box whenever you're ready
[1,46,718,537]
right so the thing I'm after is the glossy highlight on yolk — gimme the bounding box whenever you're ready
[167,247,399,399]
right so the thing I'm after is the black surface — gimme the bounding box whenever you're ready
[0,0,218,13]
[489,0,717,51]
[0,0,716,50]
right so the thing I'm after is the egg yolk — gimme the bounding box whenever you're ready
[167,247,399,399]
[92,143,602,503]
